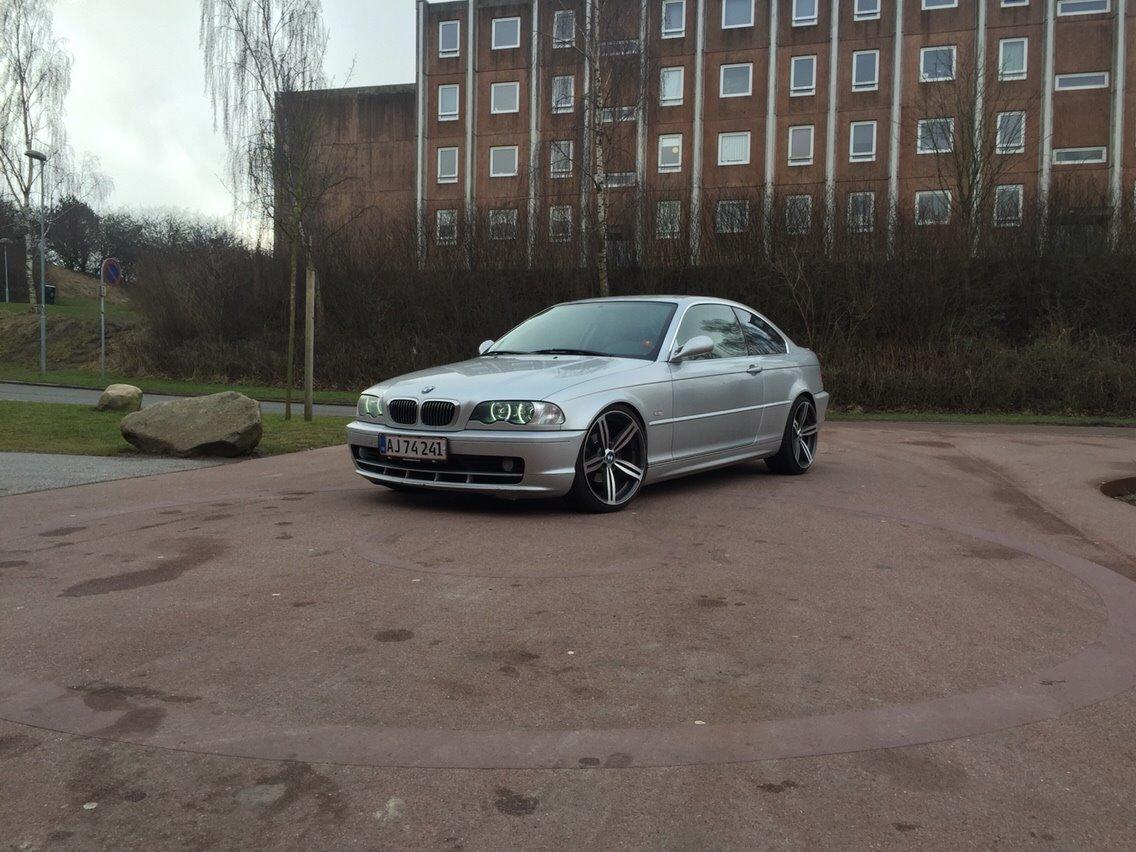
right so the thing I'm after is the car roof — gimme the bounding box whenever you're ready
[562,295,745,309]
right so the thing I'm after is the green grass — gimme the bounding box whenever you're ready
[0,362,359,406]
[0,400,349,457]
[0,295,138,322]
[828,410,1136,428]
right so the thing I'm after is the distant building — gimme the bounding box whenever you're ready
[287,0,1135,264]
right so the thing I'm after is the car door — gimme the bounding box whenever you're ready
[668,303,765,460]
[733,307,795,449]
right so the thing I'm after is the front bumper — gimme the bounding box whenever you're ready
[346,420,585,498]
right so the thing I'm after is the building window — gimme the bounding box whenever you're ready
[994,185,1023,227]
[718,131,751,166]
[660,66,684,105]
[438,84,460,121]
[720,63,753,97]
[437,147,459,184]
[852,50,879,92]
[491,17,521,50]
[550,206,572,242]
[998,38,1028,81]
[657,200,681,239]
[659,134,683,173]
[792,0,818,26]
[1055,71,1109,90]
[848,192,875,232]
[1002,0,1029,6]
[996,111,1025,154]
[920,46,957,82]
[854,0,881,20]
[786,195,812,234]
[438,20,461,58]
[605,172,637,188]
[915,190,951,225]
[601,105,637,123]
[916,117,954,154]
[489,145,519,177]
[1057,0,1110,15]
[788,125,814,166]
[722,0,754,28]
[490,81,520,114]
[436,210,458,245]
[1053,146,1107,164]
[552,75,575,113]
[715,200,749,234]
[790,55,817,96]
[922,0,958,9]
[849,121,877,162]
[551,140,573,178]
[553,10,576,47]
[662,0,686,38]
[489,209,518,240]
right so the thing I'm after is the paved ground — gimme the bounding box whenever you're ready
[0,452,223,496]
[0,381,356,418]
[1,422,1134,849]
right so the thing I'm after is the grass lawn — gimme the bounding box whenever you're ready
[828,410,1136,428]
[0,362,359,406]
[0,295,139,322]
[0,400,349,457]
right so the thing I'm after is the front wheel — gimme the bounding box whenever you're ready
[765,395,819,475]
[569,405,647,513]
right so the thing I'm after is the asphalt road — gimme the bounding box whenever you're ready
[1,422,1135,848]
[0,452,223,496]
[0,381,356,418]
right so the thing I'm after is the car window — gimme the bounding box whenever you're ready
[733,308,788,355]
[491,301,677,360]
[674,304,748,359]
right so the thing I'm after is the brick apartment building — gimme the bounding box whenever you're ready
[295,0,1134,265]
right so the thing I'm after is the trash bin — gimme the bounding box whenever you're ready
[43,284,56,305]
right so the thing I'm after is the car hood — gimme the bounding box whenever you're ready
[366,355,649,404]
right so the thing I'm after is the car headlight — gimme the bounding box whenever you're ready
[357,394,383,419]
[471,400,565,426]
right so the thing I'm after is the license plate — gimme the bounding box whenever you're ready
[380,434,448,461]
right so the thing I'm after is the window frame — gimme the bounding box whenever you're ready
[916,117,955,154]
[715,200,750,234]
[438,20,461,58]
[792,0,819,27]
[920,45,957,82]
[436,146,459,184]
[790,55,817,97]
[1054,71,1110,90]
[489,81,520,115]
[721,0,755,28]
[719,62,754,98]
[550,140,573,178]
[662,0,686,38]
[996,111,1026,155]
[1002,0,1030,6]
[1052,146,1107,164]
[847,191,875,233]
[788,124,815,167]
[656,200,681,239]
[854,0,881,21]
[1056,0,1110,16]
[549,205,573,242]
[488,145,519,178]
[551,75,575,114]
[994,184,1024,227]
[717,131,752,166]
[660,66,685,106]
[436,209,458,245]
[851,49,880,92]
[998,38,1028,81]
[922,0,959,9]
[437,83,460,121]
[658,133,684,173]
[491,16,522,50]
[915,189,952,225]
[553,9,576,48]
[849,120,877,163]
[786,195,812,234]
[488,208,518,241]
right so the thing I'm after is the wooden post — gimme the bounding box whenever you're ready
[303,264,315,422]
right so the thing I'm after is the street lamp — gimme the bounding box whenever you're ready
[26,149,47,376]
[0,237,12,303]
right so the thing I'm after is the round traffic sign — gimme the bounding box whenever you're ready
[102,257,123,285]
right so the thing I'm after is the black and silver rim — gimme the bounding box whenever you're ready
[792,400,819,469]
[582,410,646,506]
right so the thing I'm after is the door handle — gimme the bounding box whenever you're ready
[746,364,763,375]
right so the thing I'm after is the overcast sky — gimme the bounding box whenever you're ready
[54,0,416,218]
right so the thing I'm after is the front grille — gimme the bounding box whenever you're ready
[388,399,418,425]
[420,400,456,427]
[353,446,525,485]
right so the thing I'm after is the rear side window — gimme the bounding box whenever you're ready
[674,304,748,359]
[733,308,787,355]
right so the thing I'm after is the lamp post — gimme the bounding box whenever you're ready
[0,237,12,303]
[26,149,47,376]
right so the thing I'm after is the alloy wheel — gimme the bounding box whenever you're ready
[581,409,646,507]
[792,399,819,469]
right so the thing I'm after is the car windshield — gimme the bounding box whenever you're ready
[489,301,678,361]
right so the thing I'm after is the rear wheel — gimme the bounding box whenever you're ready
[765,395,819,475]
[569,405,647,513]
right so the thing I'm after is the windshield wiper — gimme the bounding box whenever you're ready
[481,349,526,356]
[527,348,608,356]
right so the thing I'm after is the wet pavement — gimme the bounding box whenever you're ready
[1,422,1134,848]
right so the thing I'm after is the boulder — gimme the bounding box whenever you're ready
[96,383,143,412]
[120,391,262,457]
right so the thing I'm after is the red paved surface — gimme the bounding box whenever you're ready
[1,422,1134,848]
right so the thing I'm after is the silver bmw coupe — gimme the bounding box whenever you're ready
[348,296,829,512]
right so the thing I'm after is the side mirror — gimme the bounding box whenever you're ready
[670,334,714,363]
[478,339,494,355]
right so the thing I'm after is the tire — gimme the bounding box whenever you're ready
[765,395,819,475]
[569,405,648,513]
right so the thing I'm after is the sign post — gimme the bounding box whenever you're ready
[99,258,123,378]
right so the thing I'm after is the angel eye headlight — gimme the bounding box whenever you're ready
[472,400,565,426]
[357,394,383,419]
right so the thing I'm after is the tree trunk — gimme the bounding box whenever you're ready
[594,132,610,298]
[24,208,37,307]
[303,262,315,422]
[284,237,298,420]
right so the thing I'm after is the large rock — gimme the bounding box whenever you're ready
[96,383,142,412]
[120,391,262,457]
